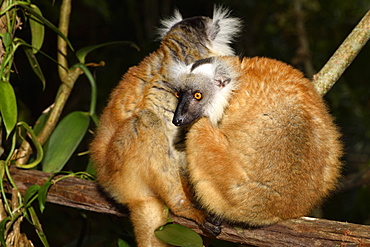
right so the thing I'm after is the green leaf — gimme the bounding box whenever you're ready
[24,184,40,207]
[29,4,44,54]
[75,41,139,64]
[0,161,5,182]
[85,160,96,176]
[23,46,46,89]
[38,181,52,213]
[28,206,50,247]
[0,216,10,247]
[2,32,11,50]
[0,81,17,138]
[21,4,73,51]
[71,64,99,125]
[17,38,67,72]
[117,238,131,247]
[42,111,90,173]
[154,224,203,247]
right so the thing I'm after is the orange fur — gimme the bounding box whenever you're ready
[185,56,342,225]
[90,9,241,247]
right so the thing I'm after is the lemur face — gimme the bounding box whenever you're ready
[172,57,233,126]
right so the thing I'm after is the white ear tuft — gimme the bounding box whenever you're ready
[206,6,242,56]
[157,9,183,39]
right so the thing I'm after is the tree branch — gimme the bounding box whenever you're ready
[3,167,370,246]
[312,10,370,96]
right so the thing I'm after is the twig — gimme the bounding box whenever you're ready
[312,10,370,95]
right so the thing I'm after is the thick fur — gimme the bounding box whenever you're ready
[90,8,241,247]
[174,56,343,226]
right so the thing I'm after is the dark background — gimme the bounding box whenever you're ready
[12,0,370,246]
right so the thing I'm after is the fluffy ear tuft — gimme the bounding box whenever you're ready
[206,6,242,55]
[157,9,183,40]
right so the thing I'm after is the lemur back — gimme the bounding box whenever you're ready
[169,56,342,226]
[90,9,241,247]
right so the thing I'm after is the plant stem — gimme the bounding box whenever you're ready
[16,0,82,165]
[57,0,71,81]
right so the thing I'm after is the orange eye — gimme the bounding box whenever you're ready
[194,92,202,100]
[174,92,180,98]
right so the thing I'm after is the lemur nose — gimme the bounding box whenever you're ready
[172,117,183,126]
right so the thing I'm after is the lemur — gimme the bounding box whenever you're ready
[90,8,242,247]
[169,56,342,226]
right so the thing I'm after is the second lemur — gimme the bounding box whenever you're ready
[90,8,242,247]
[168,56,342,226]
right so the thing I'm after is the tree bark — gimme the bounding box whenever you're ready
[3,167,370,246]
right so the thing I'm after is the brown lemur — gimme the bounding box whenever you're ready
[90,8,242,247]
[168,56,342,226]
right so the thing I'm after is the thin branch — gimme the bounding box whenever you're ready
[313,10,370,95]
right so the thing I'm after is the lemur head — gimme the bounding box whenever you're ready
[170,57,238,126]
[157,6,242,58]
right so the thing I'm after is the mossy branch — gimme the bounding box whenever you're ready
[312,10,370,96]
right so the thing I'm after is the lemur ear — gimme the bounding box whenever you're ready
[205,6,242,55]
[213,62,231,88]
[157,9,183,39]
[214,76,231,88]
